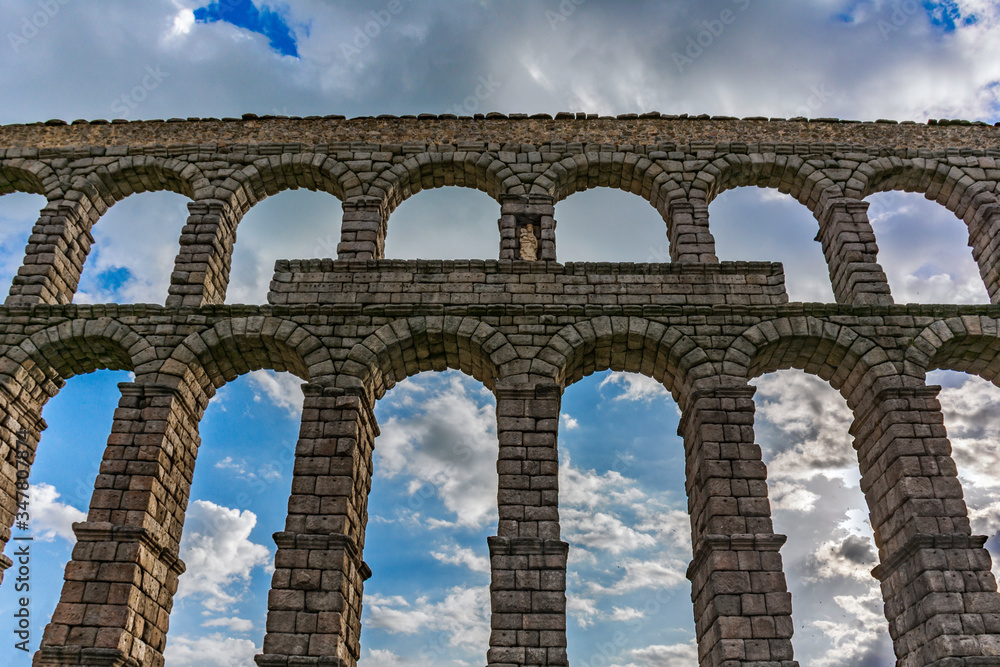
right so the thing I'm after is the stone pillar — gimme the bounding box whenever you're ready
[0,385,46,587]
[166,199,243,307]
[7,200,99,306]
[499,195,556,261]
[256,384,377,667]
[489,383,567,667]
[851,386,1000,666]
[667,200,719,263]
[36,382,206,667]
[337,198,386,261]
[966,199,1000,304]
[679,385,797,667]
[814,198,893,306]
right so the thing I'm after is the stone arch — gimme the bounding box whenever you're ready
[339,316,517,400]
[156,317,333,396]
[0,318,152,404]
[66,156,206,216]
[374,152,512,218]
[854,156,1000,222]
[537,316,714,403]
[903,316,1000,386]
[693,154,845,211]
[216,153,358,215]
[0,160,61,198]
[722,316,900,410]
[539,152,685,215]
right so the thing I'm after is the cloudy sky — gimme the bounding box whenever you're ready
[1,1,999,666]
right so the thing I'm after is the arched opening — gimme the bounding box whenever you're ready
[0,370,130,654]
[227,190,343,304]
[866,191,988,303]
[383,188,500,260]
[560,371,697,665]
[555,189,671,262]
[0,192,46,297]
[929,370,1000,583]
[74,192,191,304]
[711,188,836,303]
[163,371,301,666]
[357,370,495,664]
[753,369,894,666]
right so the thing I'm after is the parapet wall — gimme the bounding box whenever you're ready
[267,260,788,307]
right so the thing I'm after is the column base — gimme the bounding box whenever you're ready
[488,537,569,667]
[254,657,350,667]
[34,647,139,667]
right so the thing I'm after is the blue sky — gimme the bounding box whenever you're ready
[2,1,1000,666]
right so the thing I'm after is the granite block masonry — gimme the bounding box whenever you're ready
[0,114,998,666]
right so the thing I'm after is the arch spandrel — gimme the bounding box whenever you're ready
[722,316,905,410]
[0,318,151,405]
[339,316,516,401]
[155,317,331,397]
[904,316,1000,386]
[0,160,60,199]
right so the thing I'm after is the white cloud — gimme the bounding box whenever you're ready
[806,534,878,583]
[561,412,580,430]
[26,483,86,543]
[562,508,657,554]
[201,616,255,633]
[431,544,490,573]
[375,374,498,528]
[769,480,820,512]
[249,370,304,416]
[600,372,670,402]
[163,633,260,667]
[364,586,490,651]
[626,640,699,667]
[175,500,272,612]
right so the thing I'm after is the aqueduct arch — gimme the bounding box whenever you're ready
[0,115,998,667]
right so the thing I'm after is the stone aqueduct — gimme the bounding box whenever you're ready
[0,114,1000,667]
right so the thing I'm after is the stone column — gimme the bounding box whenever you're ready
[851,386,1000,666]
[337,198,386,261]
[499,195,556,261]
[166,199,244,307]
[7,200,99,306]
[667,200,719,263]
[256,384,377,667]
[679,385,798,667]
[0,385,46,587]
[966,199,1000,304]
[489,382,567,667]
[35,382,206,667]
[814,198,893,306]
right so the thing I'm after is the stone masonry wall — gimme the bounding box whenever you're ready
[0,117,999,667]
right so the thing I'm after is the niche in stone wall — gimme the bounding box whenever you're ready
[710,188,835,303]
[866,191,988,304]
[382,188,499,260]
[73,191,191,304]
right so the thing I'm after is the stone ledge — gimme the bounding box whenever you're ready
[686,533,788,581]
[872,533,991,582]
[34,647,139,667]
[488,536,570,557]
[272,531,372,581]
[254,656,349,667]
[72,522,186,576]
